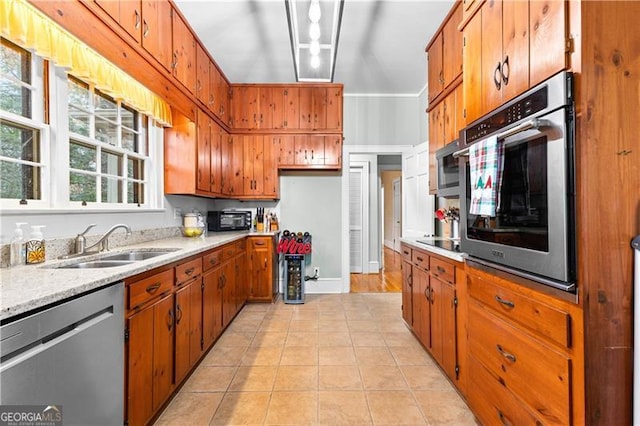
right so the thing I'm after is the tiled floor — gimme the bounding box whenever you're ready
[154,293,476,425]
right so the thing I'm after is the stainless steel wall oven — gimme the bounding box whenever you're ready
[457,71,576,292]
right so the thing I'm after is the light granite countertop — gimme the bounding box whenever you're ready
[400,237,466,263]
[0,231,278,321]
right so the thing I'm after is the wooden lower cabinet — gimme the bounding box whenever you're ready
[466,263,584,425]
[430,276,456,380]
[401,245,413,326]
[247,236,277,302]
[202,260,223,349]
[174,278,202,384]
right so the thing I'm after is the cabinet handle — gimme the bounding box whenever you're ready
[408,274,412,287]
[197,80,201,92]
[436,266,446,274]
[496,344,517,363]
[264,257,268,269]
[209,257,218,266]
[494,295,515,309]
[167,309,174,331]
[311,150,314,160]
[254,240,266,246]
[185,267,195,276]
[304,149,308,160]
[143,20,149,38]
[430,288,434,304]
[176,304,183,324]
[134,10,140,29]
[218,275,223,289]
[439,70,445,85]
[497,409,513,426]
[416,256,424,262]
[493,62,502,90]
[501,55,510,85]
[146,282,161,294]
[172,53,178,69]
[424,286,430,302]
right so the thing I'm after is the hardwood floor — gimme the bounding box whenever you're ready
[350,247,402,293]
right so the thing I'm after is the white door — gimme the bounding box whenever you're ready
[402,142,434,238]
[349,166,365,273]
[393,178,402,252]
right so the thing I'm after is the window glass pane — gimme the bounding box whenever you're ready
[70,142,96,171]
[127,181,144,204]
[94,92,117,121]
[0,40,31,118]
[121,105,136,130]
[101,150,122,176]
[95,116,117,145]
[127,158,144,180]
[0,161,41,200]
[70,172,96,202]
[101,176,122,203]
[122,128,138,152]
[0,121,39,161]
[69,105,90,136]
[68,79,90,110]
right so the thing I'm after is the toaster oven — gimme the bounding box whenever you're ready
[207,210,252,232]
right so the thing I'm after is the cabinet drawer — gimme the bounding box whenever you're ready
[176,258,202,285]
[236,239,246,251]
[430,257,455,284]
[468,302,570,425]
[468,272,571,348]
[412,249,429,271]
[249,237,271,250]
[468,355,545,426]
[203,249,222,271]
[401,244,412,263]
[129,269,174,310]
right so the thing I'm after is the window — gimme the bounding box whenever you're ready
[67,77,149,206]
[0,39,47,205]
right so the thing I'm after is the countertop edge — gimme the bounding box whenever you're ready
[400,238,466,263]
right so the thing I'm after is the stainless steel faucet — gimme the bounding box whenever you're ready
[85,224,132,253]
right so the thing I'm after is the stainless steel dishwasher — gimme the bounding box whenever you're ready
[1,282,124,425]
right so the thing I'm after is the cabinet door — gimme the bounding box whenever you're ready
[311,87,327,130]
[221,134,233,195]
[96,0,120,22]
[284,86,300,129]
[324,135,342,168]
[210,122,223,196]
[230,135,244,196]
[196,44,210,106]
[259,87,273,129]
[443,90,457,145]
[462,9,483,125]
[401,259,413,325]
[481,0,504,115]
[454,83,465,136]
[529,0,566,87]
[271,87,285,129]
[120,1,142,42]
[427,32,444,102]
[127,304,154,426]
[196,109,210,193]
[248,238,273,301]
[203,266,223,349]
[442,4,463,88]
[222,259,236,327]
[413,267,430,348]
[299,87,313,129]
[246,87,261,129]
[174,283,191,384]
[208,62,219,113]
[276,135,296,167]
[262,135,278,197]
[172,9,196,94]
[235,251,248,312]
[326,86,343,130]
[502,0,529,103]
[220,78,231,126]
[428,102,444,194]
[431,277,457,380]
[242,135,265,195]
[295,135,324,165]
[141,0,172,71]
[189,278,203,364]
[152,294,174,411]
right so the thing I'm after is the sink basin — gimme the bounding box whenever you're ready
[58,260,135,269]
[100,250,177,261]
[52,249,179,269]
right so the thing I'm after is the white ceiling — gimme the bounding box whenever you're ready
[174,0,455,95]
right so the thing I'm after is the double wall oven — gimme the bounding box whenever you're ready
[456,71,576,292]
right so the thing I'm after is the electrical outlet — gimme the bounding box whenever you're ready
[313,267,320,277]
[173,207,182,220]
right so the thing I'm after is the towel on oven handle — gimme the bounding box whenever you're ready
[469,134,504,217]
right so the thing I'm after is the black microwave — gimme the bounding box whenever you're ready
[435,140,461,198]
[207,210,252,232]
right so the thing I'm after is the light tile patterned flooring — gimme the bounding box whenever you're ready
[154,293,476,425]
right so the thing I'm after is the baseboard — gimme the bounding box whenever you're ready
[279,278,344,294]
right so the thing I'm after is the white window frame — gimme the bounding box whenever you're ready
[0,46,165,213]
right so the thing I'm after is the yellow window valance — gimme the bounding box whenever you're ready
[0,0,172,126]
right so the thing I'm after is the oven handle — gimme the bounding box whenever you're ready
[453,118,554,158]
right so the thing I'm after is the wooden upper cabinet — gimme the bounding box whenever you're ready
[274,135,295,167]
[299,87,326,130]
[208,63,220,115]
[428,102,444,194]
[196,43,210,106]
[196,109,211,193]
[120,1,142,42]
[529,0,566,87]
[164,109,197,195]
[220,79,231,126]
[141,0,172,72]
[480,0,504,115]
[295,135,324,165]
[462,9,483,124]
[324,135,342,168]
[210,123,223,196]
[262,136,278,197]
[427,32,444,102]
[326,86,343,130]
[284,87,300,129]
[231,86,260,129]
[259,88,273,129]
[427,3,462,103]
[242,135,264,196]
[172,8,196,94]
[502,0,530,102]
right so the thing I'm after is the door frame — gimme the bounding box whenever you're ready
[392,177,402,252]
[349,161,369,274]
[341,145,412,292]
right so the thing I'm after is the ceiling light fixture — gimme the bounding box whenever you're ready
[285,0,344,82]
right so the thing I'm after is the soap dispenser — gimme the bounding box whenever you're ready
[26,225,46,265]
[10,222,27,267]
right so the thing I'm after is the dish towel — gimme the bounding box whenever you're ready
[469,135,504,217]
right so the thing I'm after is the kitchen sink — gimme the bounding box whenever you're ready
[52,249,179,269]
